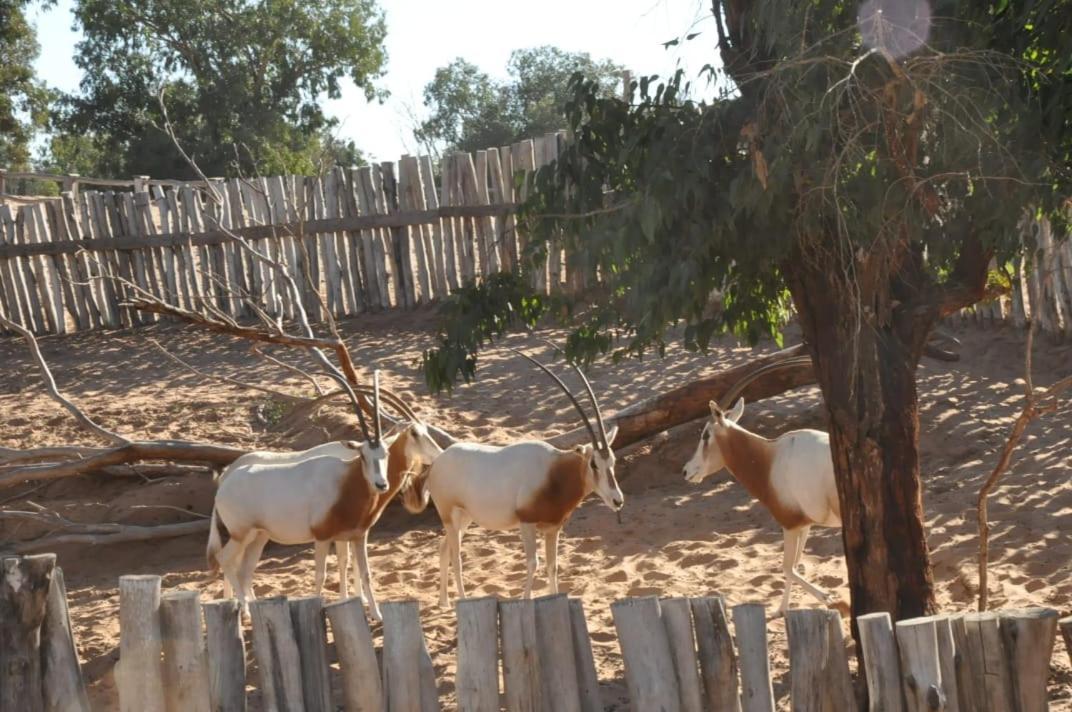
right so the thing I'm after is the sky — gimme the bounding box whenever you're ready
[30,0,718,164]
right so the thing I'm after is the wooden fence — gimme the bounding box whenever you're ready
[3,148,1072,341]
[0,133,569,336]
[4,558,1069,711]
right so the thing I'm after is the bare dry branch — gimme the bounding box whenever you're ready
[5,519,209,554]
[250,345,326,395]
[148,338,308,404]
[0,313,129,446]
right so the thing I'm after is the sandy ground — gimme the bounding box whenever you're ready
[0,309,1070,710]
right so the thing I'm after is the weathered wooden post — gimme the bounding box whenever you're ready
[612,597,682,712]
[690,596,740,712]
[381,600,439,712]
[959,612,1014,712]
[159,590,211,712]
[858,612,905,712]
[0,554,56,712]
[661,597,705,712]
[289,596,333,712]
[895,616,945,712]
[0,167,7,195]
[203,599,246,712]
[787,609,829,712]
[731,603,775,712]
[500,599,543,711]
[1060,616,1072,667]
[568,600,603,712]
[932,617,960,712]
[41,567,91,712]
[248,597,305,712]
[61,174,79,203]
[117,575,167,712]
[133,175,151,193]
[823,610,857,712]
[1000,608,1058,712]
[534,594,581,712]
[456,597,500,712]
[324,597,382,712]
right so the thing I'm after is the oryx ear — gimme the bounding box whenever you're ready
[727,398,745,423]
[382,420,407,442]
[709,400,722,417]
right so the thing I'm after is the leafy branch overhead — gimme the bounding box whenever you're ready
[425,0,1072,391]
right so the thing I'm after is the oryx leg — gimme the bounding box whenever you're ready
[448,509,472,602]
[335,540,350,599]
[217,529,259,615]
[313,540,331,597]
[438,534,451,608]
[544,527,561,594]
[788,525,831,606]
[353,531,381,622]
[237,531,269,604]
[520,524,539,599]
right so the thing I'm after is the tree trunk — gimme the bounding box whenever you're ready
[787,255,938,642]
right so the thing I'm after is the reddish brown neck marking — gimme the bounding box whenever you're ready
[516,450,588,527]
[715,425,806,529]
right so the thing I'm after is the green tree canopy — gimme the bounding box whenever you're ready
[416,46,624,155]
[1,0,53,169]
[424,0,1071,634]
[52,0,387,178]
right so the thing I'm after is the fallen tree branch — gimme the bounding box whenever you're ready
[0,441,245,491]
[0,446,103,466]
[0,314,129,446]
[5,520,210,554]
[549,345,815,450]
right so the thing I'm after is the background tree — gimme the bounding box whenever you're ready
[52,0,387,178]
[423,0,1072,640]
[0,0,53,169]
[416,46,623,155]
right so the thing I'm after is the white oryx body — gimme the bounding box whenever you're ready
[407,346,624,607]
[683,398,843,615]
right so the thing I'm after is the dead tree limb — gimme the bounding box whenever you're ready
[0,314,128,446]
[5,520,209,554]
[148,338,309,404]
[0,441,245,491]
[549,345,815,450]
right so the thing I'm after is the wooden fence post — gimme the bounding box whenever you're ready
[324,597,382,712]
[159,590,211,712]
[248,597,305,712]
[41,567,91,712]
[203,599,246,712]
[133,175,150,193]
[381,600,439,712]
[456,597,499,712]
[1000,608,1058,712]
[858,612,904,712]
[1060,616,1072,667]
[62,174,79,203]
[568,600,603,712]
[731,603,775,712]
[931,616,960,712]
[499,599,542,712]
[895,616,945,712]
[117,575,167,712]
[661,597,705,712]
[0,167,6,195]
[0,554,56,712]
[959,612,1014,712]
[691,596,740,712]
[289,596,333,712]
[534,594,581,712]
[786,609,828,712]
[611,597,682,712]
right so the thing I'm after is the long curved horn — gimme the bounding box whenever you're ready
[373,370,383,443]
[353,386,418,423]
[511,348,600,449]
[718,355,814,410]
[539,338,610,452]
[322,371,372,442]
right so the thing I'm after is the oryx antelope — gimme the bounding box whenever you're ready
[682,397,842,615]
[207,373,441,620]
[405,348,623,607]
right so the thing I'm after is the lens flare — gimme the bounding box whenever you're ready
[857,0,932,59]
